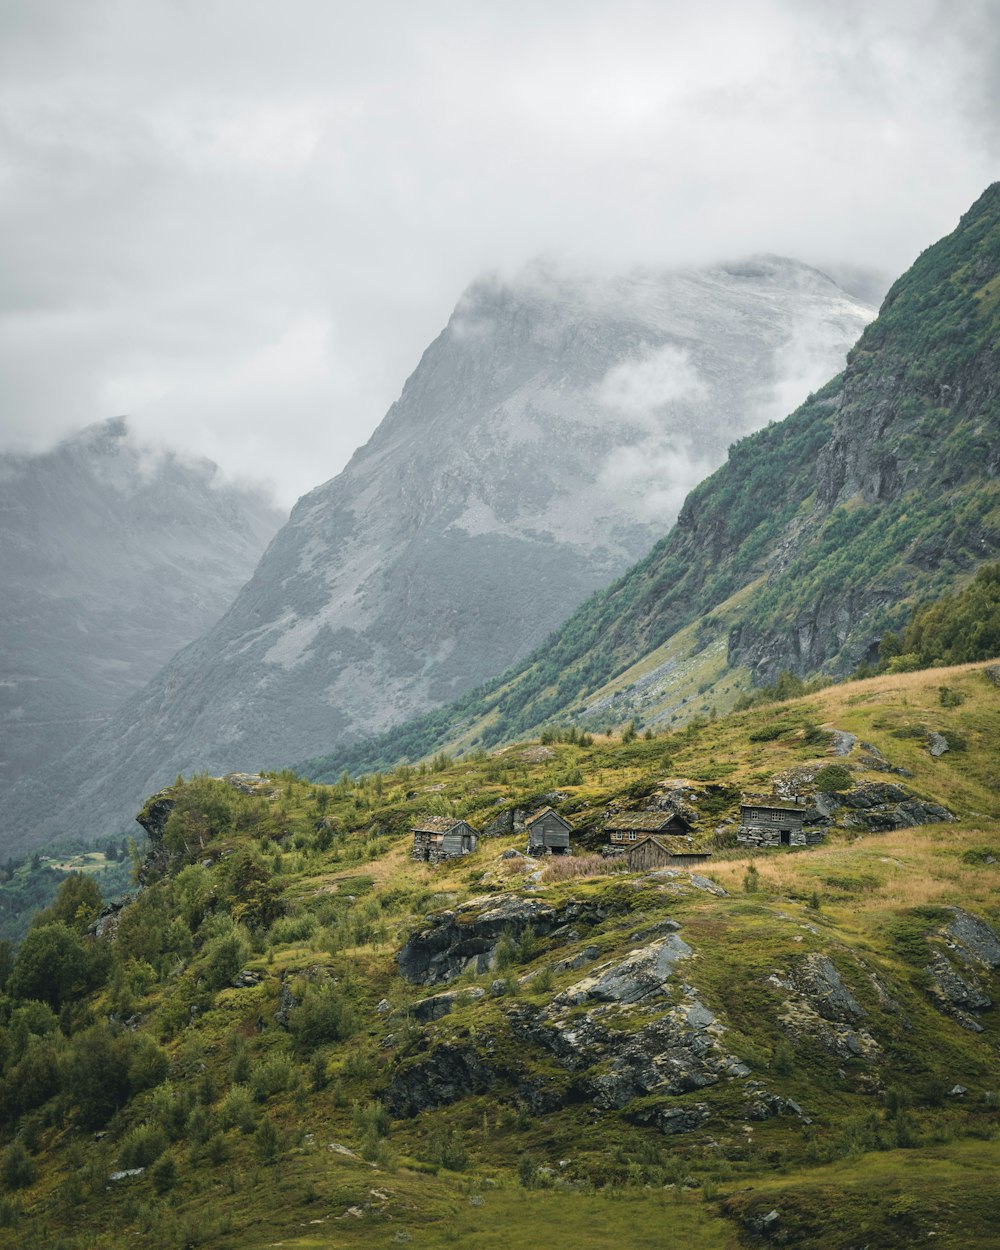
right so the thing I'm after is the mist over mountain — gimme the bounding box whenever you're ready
[0,258,875,852]
[0,417,283,796]
[307,184,1000,780]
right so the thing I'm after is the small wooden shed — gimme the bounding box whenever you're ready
[411,817,479,863]
[736,795,807,847]
[605,810,694,851]
[626,836,712,872]
[525,806,572,855]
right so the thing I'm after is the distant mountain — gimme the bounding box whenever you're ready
[0,418,283,800]
[2,257,876,851]
[305,184,1000,779]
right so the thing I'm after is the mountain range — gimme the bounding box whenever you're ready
[0,418,283,797]
[0,257,875,852]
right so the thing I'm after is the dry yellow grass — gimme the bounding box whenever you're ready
[706,822,1000,919]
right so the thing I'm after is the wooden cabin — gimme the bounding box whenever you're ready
[411,817,479,863]
[525,806,572,855]
[626,836,712,872]
[737,795,807,847]
[605,810,694,852]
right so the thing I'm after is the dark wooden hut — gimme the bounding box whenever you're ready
[605,810,694,851]
[525,806,572,855]
[411,817,479,863]
[736,795,807,847]
[626,836,712,872]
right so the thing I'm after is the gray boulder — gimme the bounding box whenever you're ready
[553,934,693,1007]
[946,908,1000,969]
[385,1043,501,1118]
[397,894,611,985]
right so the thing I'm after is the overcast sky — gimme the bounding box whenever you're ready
[1,0,997,507]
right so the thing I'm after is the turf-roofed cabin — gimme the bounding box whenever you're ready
[737,794,812,847]
[411,817,480,863]
[626,836,711,872]
[525,806,572,855]
[605,810,694,853]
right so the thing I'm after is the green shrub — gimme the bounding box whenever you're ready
[517,1154,538,1188]
[748,722,794,742]
[150,1153,177,1194]
[814,764,853,793]
[9,922,91,1009]
[201,927,251,990]
[288,982,358,1051]
[772,1040,795,1076]
[254,1116,280,1163]
[425,1125,467,1171]
[1,1141,36,1191]
[249,1053,294,1102]
[219,1084,257,1133]
[118,1123,168,1170]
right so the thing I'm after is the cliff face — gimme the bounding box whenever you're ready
[3,257,874,850]
[302,184,1000,778]
[729,184,1000,681]
[0,418,283,792]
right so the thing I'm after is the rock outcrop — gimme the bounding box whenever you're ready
[397,894,615,986]
[924,907,1000,1031]
[768,954,880,1060]
[390,916,763,1130]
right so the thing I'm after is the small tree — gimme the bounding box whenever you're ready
[32,872,103,934]
[254,1117,280,1163]
[150,1153,177,1194]
[1,1142,36,1191]
[9,922,90,1009]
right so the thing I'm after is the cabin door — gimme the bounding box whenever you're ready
[780,829,792,846]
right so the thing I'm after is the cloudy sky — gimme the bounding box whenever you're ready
[1,0,997,506]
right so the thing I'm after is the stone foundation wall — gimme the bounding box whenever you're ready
[737,826,808,848]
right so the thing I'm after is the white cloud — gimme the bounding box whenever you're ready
[594,344,707,427]
[600,438,715,523]
[0,0,996,503]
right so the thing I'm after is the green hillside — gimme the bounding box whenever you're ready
[303,184,1000,782]
[1,664,999,1247]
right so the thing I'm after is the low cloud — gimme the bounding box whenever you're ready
[600,437,715,523]
[594,344,714,521]
[0,1,996,503]
[594,343,707,429]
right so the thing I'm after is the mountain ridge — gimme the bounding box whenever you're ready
[0,417,283,793]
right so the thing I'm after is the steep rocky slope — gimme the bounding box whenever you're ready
[9,259,873,846]
[0,418,282,797]
[310,184,1000,778]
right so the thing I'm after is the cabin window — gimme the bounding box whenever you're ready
[749,809,761,819]
[628,831,637,841]
[613,831,623,840]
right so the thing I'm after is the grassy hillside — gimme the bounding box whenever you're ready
[302,184,1000,782]
[0,664,998,1247]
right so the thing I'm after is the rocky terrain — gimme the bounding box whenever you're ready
[0,417,282,826]
[7,258,874,846]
